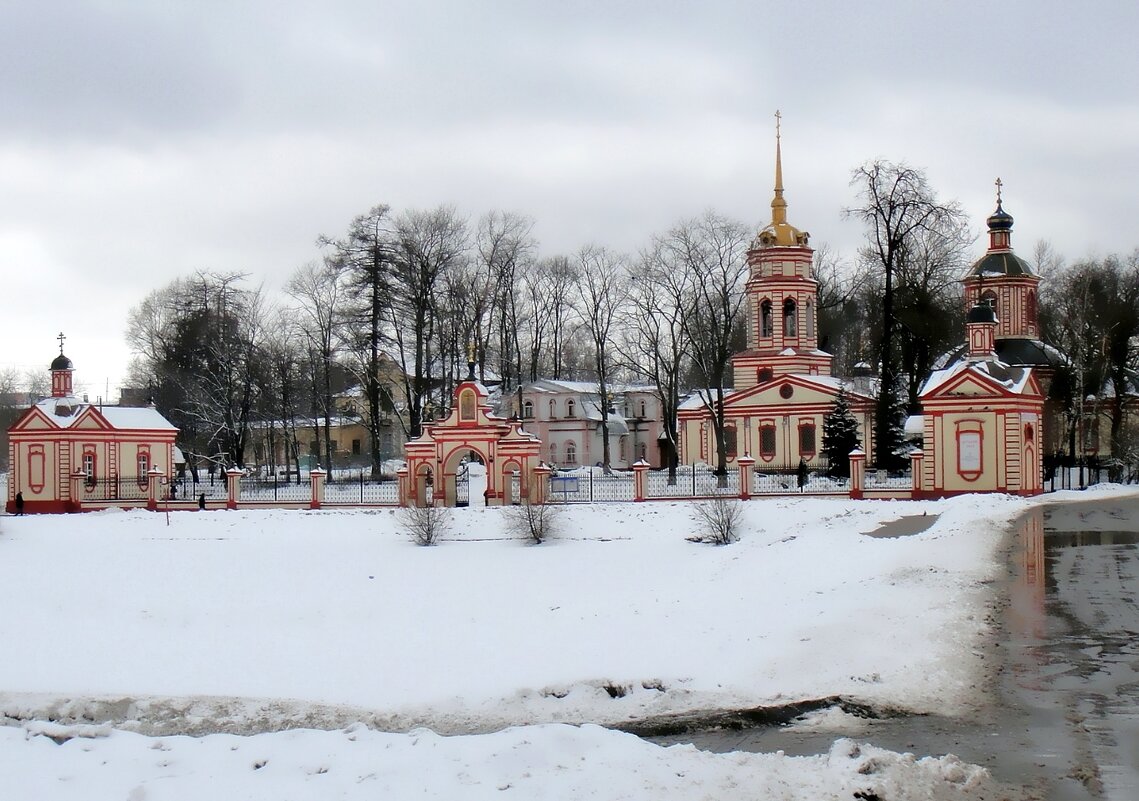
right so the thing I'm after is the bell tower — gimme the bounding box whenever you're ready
[50,332,75,398]
[962,179,1040,340]
[732,112,832,390]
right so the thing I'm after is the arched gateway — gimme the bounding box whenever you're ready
[400,364,544,507]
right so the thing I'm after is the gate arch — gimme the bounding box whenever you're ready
[402,367,542,507]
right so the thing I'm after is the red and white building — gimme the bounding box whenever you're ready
[678,126,875,469]
[6,347,179,513]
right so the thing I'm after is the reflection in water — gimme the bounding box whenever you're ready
[1009,504,1139,799]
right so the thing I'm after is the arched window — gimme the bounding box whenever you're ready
[639,399,647,418]
[549,399,557,419]
[637,441,647,462]
[548,442,558,465]
[783,298,797,337]
[759,425,777,458]
[459,389,476,421]
[805,300,814,338]
[760,300,773,338]
[981,289,998,317]
[1026,290,1037,327]
[798,423,816,456]
[619,436,627,461]
[522,400,533,419]
[567,399,576,418]
[137,450,150,487]
[565,442,577,466]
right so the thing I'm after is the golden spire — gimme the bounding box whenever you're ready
[771,110,788,225]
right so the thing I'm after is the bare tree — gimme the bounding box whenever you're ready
[621,239,690,480]
[846,161,968,468]
[576,245,625,473]
[664,211,750,477]
[286,259,345,473]
[478,211,536,408]
[390,206,469,438]
[399,503,451,546]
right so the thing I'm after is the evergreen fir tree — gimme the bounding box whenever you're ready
[822,388,861,478]
[879,372,910,472]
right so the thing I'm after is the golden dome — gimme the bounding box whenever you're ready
[755,111,809,248]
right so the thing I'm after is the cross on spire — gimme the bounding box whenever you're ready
[775,109,781,139]
[995,177,1003,205]
[57,331,66,355]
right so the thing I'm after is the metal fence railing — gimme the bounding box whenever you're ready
[170,476,229,501]
[240,476,312,503]
[81,476,149,501]
[644,467,740,498]
[547,470,635,503]
[323,471,400,505]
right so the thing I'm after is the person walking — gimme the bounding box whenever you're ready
[198,493,206,510]
[14,491,24,515]
[796,458,808,493]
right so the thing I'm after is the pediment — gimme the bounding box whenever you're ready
[724,377,840,409]
[8,407,55,432]
[72,407,112,430]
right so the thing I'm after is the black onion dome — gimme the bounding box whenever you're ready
[986,201,1014,231]
[51,353,73,370]
[967,303,998,324]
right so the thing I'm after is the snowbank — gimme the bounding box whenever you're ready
[0,494,1035,733]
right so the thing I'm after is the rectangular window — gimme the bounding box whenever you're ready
[798,424,816,456]
[759,425,777,458]
[352,439,362,456]
[724,426,738,458]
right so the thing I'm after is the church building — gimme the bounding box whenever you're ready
[678,120,875,471]
[6,341,179,513]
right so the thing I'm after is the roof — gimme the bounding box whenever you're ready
[935,337,1067,371]
[29,397,178,431]
[966,251,1035,278]
[524,379,657,396]
[50,353,73,371]
[919,358,1034,397]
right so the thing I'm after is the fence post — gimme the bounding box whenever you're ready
[848,448,866,500]
[397,466,411,507]
[533,464,551,504]
[632,459,649,501]
[147,466,164,511]
[225,466,244,510]
[310,467,326,510]
[737,455,754,500]
[909,448,925,499]
[69,470,86,513]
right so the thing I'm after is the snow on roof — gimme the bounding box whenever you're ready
[678,389,738,411]
[525,379,656,396]
[920,358,1032,397]
[31,398,177,431]
[904,415,924,436]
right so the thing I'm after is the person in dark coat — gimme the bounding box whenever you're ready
[198,493,206,510]
[796,458,808,492]
[14,491,24,515]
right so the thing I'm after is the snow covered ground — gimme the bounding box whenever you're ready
[2,487,1131,798]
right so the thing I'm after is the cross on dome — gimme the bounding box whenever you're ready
[57,331,66,355]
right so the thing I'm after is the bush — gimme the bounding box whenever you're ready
[506,501,562,544]
[690,496,743,545]
[398,503,451,546]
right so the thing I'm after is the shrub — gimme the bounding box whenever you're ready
[398,503,451,546]
[506,501,562,544]
[690,495,743,545]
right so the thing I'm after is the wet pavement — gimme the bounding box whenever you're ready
[652,495,1139,800]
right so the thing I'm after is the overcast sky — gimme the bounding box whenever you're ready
[3,0,1137,400]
